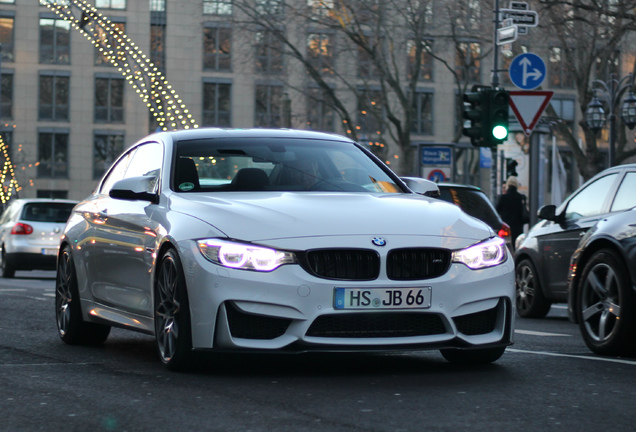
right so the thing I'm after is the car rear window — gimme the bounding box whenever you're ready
[438,187,501,231]
[21,203,75,223]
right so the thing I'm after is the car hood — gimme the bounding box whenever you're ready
[168,192,492,242]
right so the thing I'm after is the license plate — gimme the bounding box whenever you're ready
[41,248,58,256]
[334,287,432,310]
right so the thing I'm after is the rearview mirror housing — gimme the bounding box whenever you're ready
[400,177,441,198]
[109,176,159,204]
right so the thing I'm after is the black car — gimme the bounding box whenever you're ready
[515,163,636,318]
[567,207,636,356]
[402,179,511,247]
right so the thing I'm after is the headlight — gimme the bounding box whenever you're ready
[197,239,296,271]
[452,237,507,270]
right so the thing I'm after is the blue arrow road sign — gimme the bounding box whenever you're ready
[509,52,546,90]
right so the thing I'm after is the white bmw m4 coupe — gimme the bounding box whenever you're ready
[56,128,515,370]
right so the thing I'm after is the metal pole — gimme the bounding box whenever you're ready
[490,0,501,199]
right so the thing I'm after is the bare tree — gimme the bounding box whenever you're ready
[231,0,494,175]
[538,0,636,180]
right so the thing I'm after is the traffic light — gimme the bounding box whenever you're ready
[489,89,510,144]
[462,86,489,147]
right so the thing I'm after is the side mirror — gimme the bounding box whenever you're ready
[109,176,159,204]
[538,204,558,221]
[401,177,441,198]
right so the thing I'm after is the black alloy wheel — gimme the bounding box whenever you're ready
[576,249,636,356]
[154,248,193,371]
[515,259,551,318]
[55,245,111,345]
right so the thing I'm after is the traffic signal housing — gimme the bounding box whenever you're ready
[462,87,510,147]
[489,89,510,144]
[462,86,489,147]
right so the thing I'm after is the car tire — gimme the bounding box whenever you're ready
[55,245,111,345]
[154,248,193,371]
[1,248,15,278]
[440,346,506,364]
[515,259,551,318]
[576,249,636,356]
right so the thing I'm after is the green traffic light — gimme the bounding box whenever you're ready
[492,125,508,140]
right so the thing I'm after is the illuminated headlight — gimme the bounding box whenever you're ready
[452,237,507,270]
[197,239,296,271]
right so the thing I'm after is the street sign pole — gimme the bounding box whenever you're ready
[491,0,501,200]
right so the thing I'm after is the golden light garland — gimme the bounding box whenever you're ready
[0,132,20,204]
[41,0,198,131]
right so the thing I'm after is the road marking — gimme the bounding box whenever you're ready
[515,329,572,337]
[508,348,636,365]
[0,288,27,292]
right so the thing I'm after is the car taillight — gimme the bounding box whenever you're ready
[498,222,511,239]
[11,222,33,235]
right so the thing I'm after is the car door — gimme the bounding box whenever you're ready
[539,172,620,297]
[87,142,163,316]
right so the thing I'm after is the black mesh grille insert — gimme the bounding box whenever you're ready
[306,312,446,338]
[453,305,499,336]
[387,248,451,280]
[225,303,292,340]
[302,249,380,281]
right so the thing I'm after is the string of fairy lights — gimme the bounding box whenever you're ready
[42,0,198,132]
[0,1,200,204]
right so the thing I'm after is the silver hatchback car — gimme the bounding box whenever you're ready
[0,198,77,278]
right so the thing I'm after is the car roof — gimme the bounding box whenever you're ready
[436,182,483,192]
[148,128,355,144]
[7,198,78,205]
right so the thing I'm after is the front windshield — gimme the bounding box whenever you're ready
[173,137,403,193]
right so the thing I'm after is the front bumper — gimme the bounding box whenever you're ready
[183,241,516,353]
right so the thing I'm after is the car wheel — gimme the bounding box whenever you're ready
[154,248,193,371]
[576,249,636,356]
[440,346,506,364]
[515,259,551,318]
[55,245,111,345]
[1,248,15,278]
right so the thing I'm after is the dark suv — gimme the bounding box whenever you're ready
[514,163,636,318]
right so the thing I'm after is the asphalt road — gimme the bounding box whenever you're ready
[1,271,635,432]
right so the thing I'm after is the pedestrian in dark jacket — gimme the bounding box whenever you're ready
[496,176,528,250]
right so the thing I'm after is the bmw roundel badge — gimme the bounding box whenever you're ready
[371,237,387,247]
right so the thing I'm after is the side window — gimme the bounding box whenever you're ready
[565,173,617,220]
[611,172,636,212]
[99,149,135,195]
[124,142,163,193]
[0,202,15,224]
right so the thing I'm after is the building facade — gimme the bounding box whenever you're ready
[0,0,629,202]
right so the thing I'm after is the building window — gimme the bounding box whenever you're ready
[255,29,283,74]
[595,51,620,82]
[357,87,384,135]
[455,41,481,83]
[150,23,166,71]
[40,17,71,65]
[202,81,231,127]
[307,32,334,76]
[306,87,334,132]
[150,0,166,12]
[551,97,576,131]
[256,0,284,16]
[411,90,433,135]
[0,15,15,62]
[95,22,126,66]
[93,131,124,180]
[454,0,481,31]
[39,72,70,121]
[38,130,69,179]
[203,25,232,71]
[96,0,126,9]
[95,76,124,123]
[203,0,232,15]
[407,39,434,81]
[358,43,379,79]
[255,84,282,127]
[549,47,574,89]
[1,71,13,119]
